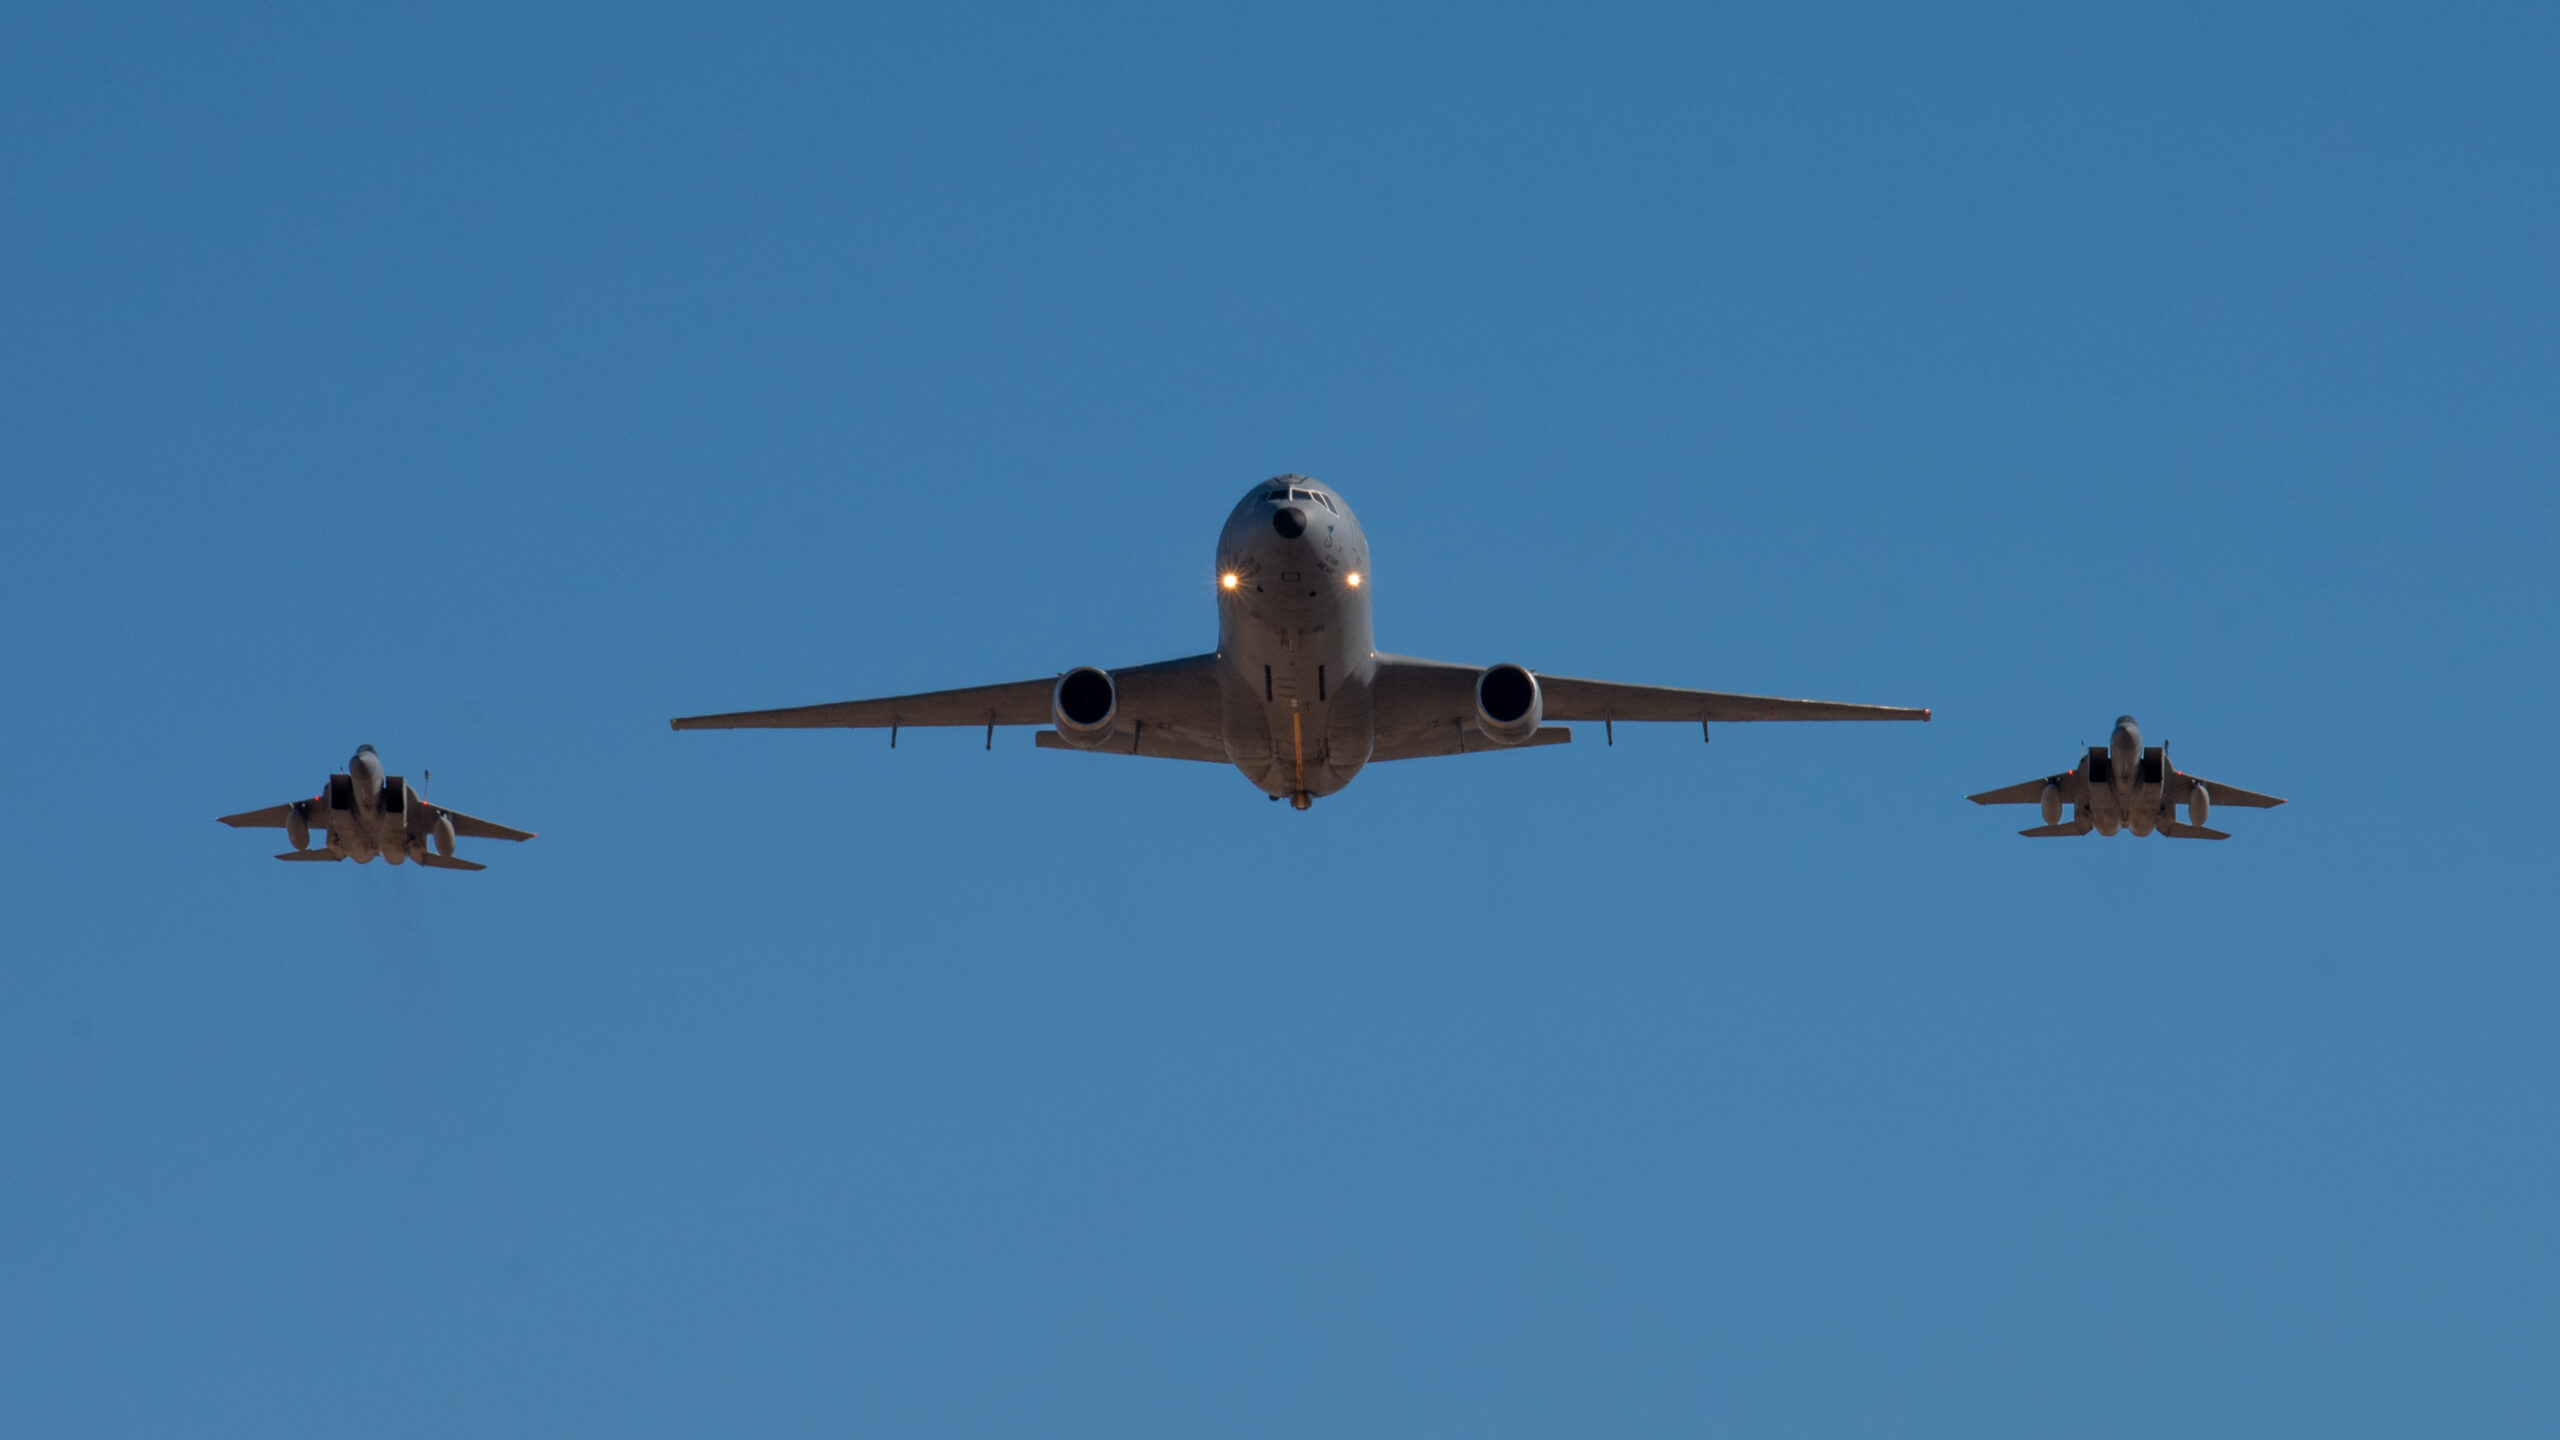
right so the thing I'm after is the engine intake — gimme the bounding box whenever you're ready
[1474,664,1543,747]
[1052,667,1119,748]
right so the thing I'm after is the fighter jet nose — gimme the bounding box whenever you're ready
[1272,506,1307,539]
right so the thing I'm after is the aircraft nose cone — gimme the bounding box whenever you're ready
[1272,506,1307,539]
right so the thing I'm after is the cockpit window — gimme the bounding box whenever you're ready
[1266,486,1338,513]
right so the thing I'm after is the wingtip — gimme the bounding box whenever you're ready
[1921,708,1932,721]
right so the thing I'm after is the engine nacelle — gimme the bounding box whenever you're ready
[1474,664,1543,747]
[1051,667,1119,748]
[434,813,457,857]
[2039,782,2062,827]
[2189,783,2210,829]
[2094,812,2121,837]
[287,805,311,851]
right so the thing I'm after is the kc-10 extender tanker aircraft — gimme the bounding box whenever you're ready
[672,476,1929,807]
[1967,715,2284,839]
[217,745,535,869]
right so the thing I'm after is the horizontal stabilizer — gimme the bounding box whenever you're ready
[415,852,488,871]
[2016,822,2092,838]
[274,850,342,862]
[2157,821,2230,840]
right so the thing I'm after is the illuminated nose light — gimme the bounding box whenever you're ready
[1220,572,1239,590]
[1346,572,1363,587]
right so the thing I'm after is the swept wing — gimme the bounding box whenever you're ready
[2169,773,2285,808]
[426,804,536,842]
[1369,656,1925,760]
[672,654,1230,758]
[218,801,312,829]
[1967,773,2087,807]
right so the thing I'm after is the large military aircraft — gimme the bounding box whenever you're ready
[217,745,534,869]
[672,475,1929,807]
[1968,715,2284,839]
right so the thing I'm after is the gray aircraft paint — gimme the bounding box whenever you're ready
[1213,478,1377,802]
[1967,716,2286,840]
[217,746,535,868]
[671,476,1929,807]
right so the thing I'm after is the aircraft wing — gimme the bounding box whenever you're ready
[2171,773,2285,808]
[1368,656,1926,755]
[671,654,1230,757]
[1968,773,2086,806]
[425,805,536,842]
[218,801,310,829]
[1536,674,1929,725]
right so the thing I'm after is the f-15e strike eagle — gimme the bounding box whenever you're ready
[1968,715,2283,839]
[217,745,534,869]
[673,476,1930,807]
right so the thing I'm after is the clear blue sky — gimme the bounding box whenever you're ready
[4,4,2555,1435]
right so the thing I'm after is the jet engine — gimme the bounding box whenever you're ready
[2094,812,2121,837]
[287,805,311,852]
[2189,784,2210,829]
[1051,666,1120,748]
[434,813,457,857]
[2039,782,2061,828]
[1474,664,1543,747]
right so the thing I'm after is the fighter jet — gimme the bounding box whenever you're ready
[217,745,534,869]
[673,475,1928,807]
[1968,715,2284,839]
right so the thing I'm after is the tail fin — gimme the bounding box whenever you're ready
[2016,822,2091,837]
[2157,821,2229,840]
[274,850,343,862]
[415,852,488,871]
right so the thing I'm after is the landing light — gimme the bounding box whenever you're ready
[1220,572,1240,590]
[1346,572,1363,587]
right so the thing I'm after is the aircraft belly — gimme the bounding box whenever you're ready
[1217,628,1372,799]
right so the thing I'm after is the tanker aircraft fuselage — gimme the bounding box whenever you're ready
[1211,480,1379,801]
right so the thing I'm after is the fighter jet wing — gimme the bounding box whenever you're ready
[218,801,313,829]
[425,805,536,842]
[2170,773,2285,808]
[671,654,1230,758]
[1967,773,2087,806]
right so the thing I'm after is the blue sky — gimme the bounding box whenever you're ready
[4,4,2555,1435]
